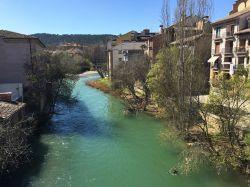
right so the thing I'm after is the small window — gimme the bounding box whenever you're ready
[118,58,122,62]
[118,50,122,54]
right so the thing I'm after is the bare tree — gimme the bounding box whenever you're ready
[113,54,151,111]
[0,120,33,173]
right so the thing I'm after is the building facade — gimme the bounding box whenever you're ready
[0,30,45,85]
[107,29,155,77]
[0,30,45,101]
[209,0,250,80]
[145,16,212,63]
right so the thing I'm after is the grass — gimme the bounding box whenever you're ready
[86,78,113,94]
[98,78,111,88]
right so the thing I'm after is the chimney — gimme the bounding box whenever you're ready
[0,92,12,102]
[159,25,164,34]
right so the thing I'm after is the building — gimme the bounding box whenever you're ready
[145,16,212,63]
[208,0,250,81]
[0,30,45,100]
[107,29,156,77]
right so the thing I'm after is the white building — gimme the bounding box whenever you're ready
[107,41,146,76]
[209,1,250,80]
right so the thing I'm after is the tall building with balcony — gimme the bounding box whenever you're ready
[209,0,250,80]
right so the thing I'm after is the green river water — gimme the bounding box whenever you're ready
[6,75,248,187]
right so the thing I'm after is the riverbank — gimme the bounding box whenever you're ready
[86,77,250,180]
[86,79,165,118]
[79,71,98,77]
[4,75,245,187]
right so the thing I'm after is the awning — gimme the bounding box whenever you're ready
[208,56,219,64]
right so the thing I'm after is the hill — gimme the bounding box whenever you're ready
[31,33,116,46]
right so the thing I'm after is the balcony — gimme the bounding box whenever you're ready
[214,36,223,42]
[212,62,231,74]
[225,32,235,40]
[213,33,223,41]
[221,63,231,73]
[235,47,247,55]
[224,48,233,55]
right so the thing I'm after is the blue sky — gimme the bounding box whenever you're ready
[0,0,235,35]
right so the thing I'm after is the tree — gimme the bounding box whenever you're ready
[25,51,80,118]
[112,54,151,111]
[0,120,33,174]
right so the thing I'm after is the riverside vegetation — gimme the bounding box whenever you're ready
[88,0,250,179]
[0,51,82,176]
[0,36,109,176]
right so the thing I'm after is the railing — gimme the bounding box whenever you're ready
[212,63,231,72]
[235,47,247,53]
[226,32,234,37]
[221,63,231,71]
[225,48,233,54]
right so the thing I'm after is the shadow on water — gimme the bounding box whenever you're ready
[0,95,112,187]
[44,100,114,138]
[0,133,49,187]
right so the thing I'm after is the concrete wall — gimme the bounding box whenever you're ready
[0,38,44,85]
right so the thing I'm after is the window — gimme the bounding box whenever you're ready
[215,42,220,54]
[118,58,122,62]
[216,27,221,38]
[225,41,233,53]
[238,57,245,65]
[231,25,235,34]
[240,39,246,47]
[118,50,122,54]
[224,57,232,63]
[247,17,250,28]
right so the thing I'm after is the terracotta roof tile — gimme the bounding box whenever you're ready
[0,101,25,120]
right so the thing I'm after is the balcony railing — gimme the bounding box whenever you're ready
[226,32,234,38]
[235,47,247,53]
[213,63,231,72]
[225,48,233,54]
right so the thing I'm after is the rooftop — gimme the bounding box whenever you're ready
[0,30,36,39]
[0,30,46,47]
[212,7,250,25]
[0,101,25,120]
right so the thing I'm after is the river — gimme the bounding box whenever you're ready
[7,75,247,187]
